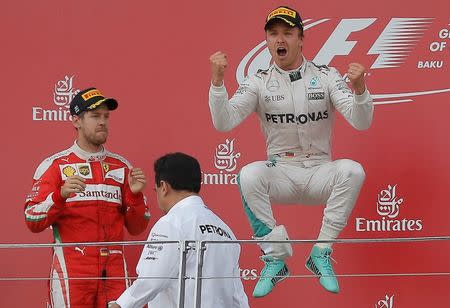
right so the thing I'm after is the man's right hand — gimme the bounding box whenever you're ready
[210,51,228,87]
[61,175,86,199]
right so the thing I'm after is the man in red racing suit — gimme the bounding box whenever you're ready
[24,87,150,308]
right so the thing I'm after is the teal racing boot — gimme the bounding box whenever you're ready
[253,255,289,298]
[305,246,340,293]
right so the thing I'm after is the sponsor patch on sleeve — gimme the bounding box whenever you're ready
[105,167,125,184]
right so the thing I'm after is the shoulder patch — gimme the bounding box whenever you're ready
[254,68,269,80]
[105,151,132,168]
[256,68,269,75]
[310,61,330,71]
[309,61,331,75]
[33,148,72,180]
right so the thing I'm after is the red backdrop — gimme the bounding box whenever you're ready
[1,0,449,307]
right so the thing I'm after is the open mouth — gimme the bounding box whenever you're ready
[276,47,287,57]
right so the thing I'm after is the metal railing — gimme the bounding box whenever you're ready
[2,236,450,307]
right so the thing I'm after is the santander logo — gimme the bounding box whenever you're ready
[237,17,450,105]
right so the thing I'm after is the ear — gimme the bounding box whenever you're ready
[161,181,171,197]
[72,115,81,129]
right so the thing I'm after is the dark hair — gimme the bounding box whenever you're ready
[154,152,201,193]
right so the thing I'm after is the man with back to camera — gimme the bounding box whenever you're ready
[208,5,374,297]
[109,152,249,308]
[24,87,151,307]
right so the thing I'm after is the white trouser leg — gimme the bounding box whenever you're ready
[239,159,365,254]
[255,225,293,260]
[300,159,366,242]
[238,161,309,258]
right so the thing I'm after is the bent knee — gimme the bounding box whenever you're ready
[335,159,366,182]
[238,162,270,189]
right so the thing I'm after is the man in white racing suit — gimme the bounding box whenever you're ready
[110,152,249,308]
[208,6,373,297]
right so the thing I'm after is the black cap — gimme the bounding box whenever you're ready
[70,87,118,116]
[264,6,303,31]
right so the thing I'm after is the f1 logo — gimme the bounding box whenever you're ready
[314,19,376,65]
[237,17,434,84]
[313,18,433,69]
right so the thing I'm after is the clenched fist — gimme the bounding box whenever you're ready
[347,63,367,95]
[210,51,228,87]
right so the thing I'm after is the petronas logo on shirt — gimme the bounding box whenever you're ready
[63,166,76,177]
[102,162,110,173]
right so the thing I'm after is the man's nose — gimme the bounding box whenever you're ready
[99,116,107,125]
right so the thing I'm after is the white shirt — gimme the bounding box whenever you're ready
[209,58,373,164]
[116,195,249,308]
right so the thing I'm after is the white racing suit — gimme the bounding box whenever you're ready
[208,58,373,259]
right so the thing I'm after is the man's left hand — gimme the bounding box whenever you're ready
[347,63,367,95]
[108,303,120,308]
[129,168,146,194]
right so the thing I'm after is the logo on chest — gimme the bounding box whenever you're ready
[78,165,91,176]
[266,80,280,92]
[60,164,93,180]
[308,92,325,100]
[308,76,325,93]
[66,184,122,204]
[105,167,125,184]
[264,95,285,103]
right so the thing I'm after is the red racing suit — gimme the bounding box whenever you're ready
[24,142,150,308]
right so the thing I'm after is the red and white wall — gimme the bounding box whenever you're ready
[1,1,449,307]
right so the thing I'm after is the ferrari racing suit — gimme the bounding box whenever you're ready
[24,141,150,308]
